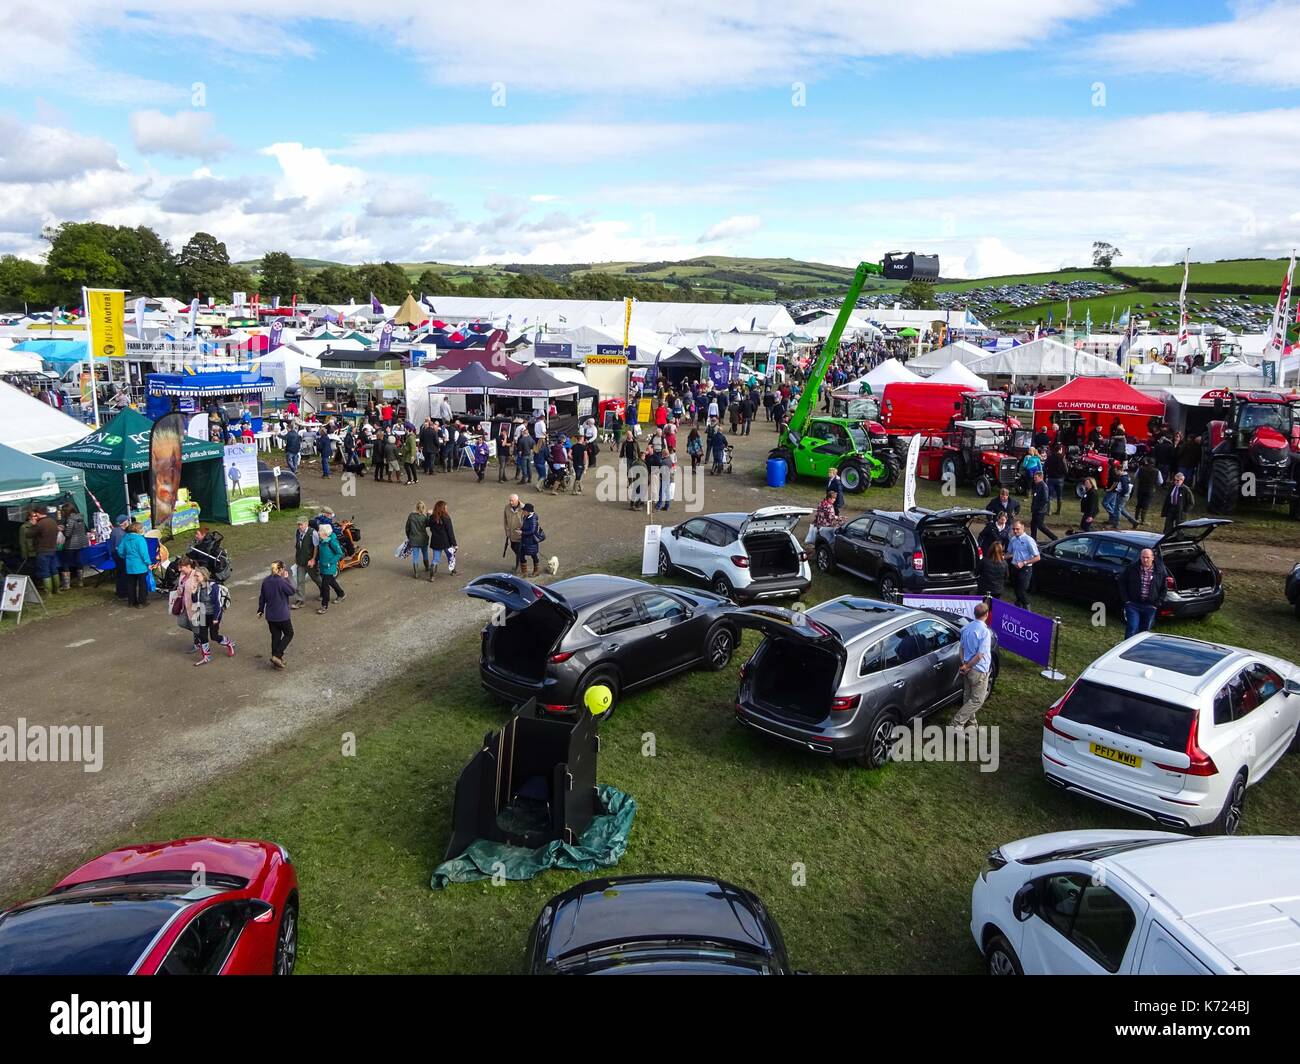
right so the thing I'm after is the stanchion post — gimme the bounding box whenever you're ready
[1040,614,1066,681]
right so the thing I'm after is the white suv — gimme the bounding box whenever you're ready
[1042,633,1300,833]
[971,830,1300,974]
[658,506,812,602]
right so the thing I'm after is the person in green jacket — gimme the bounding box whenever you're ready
[404,501,431,577]
[400,430,419,485]
[309,521,346,613]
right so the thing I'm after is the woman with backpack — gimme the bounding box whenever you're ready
[686,428,703,472]
[203,566,236,659]
[426,500,458,579]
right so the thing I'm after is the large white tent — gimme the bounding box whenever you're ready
[857,358,923,389]
[0,380,92,454]
[967,338,1123,381]
[908,339,988,372]
[0,349,43,374]
[929,361,990,389]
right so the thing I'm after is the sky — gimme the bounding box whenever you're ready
[0,0,1297,277]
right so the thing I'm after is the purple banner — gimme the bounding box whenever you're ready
[269,319,283,351]
[901,594,1055,667]
[378,319,395,353]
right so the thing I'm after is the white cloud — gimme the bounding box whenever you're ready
[1089,1,1300,89]
[260,142,366,208]
[130,110,231,159]
[339,123,729,159]
[0,115,121,183]
[700,215,762,242]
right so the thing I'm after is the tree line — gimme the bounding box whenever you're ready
[0,221,746,313]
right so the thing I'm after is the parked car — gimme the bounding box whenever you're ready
[658,506,812,601]
[813,507,987,599]
[464,573,739,719]
[1287,561,1300,619]
[0,837,298,975]
[731,596,997,768]
[258,459,300,509]
[1042,632,1300,833]
[526,875,793,974]
[972,830,1300,974]
[1032,519,1229,620]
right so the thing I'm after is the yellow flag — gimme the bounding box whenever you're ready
[86,288,126,358]
[623,296,633,350]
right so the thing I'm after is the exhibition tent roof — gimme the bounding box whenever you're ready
[1032,376,1164,418]
[860,358,922,389]
[928,361,990,389]
[967,338,1123,379]
[487,363,578,398]
[429,362,507,394]
[0,380,92,454]
[429,347,527,377]
[0,441,86,514]
[393,293,425,327]
[909,339,988,371]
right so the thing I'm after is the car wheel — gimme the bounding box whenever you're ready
[703,624,736,671]
[274,898,298,976]
[578,670,621,721]
[877,570,900,600]
[985,934,1023,975]
[1212,771,1247,835]
[711,573,736,599]
[858,708,900,770]
[658,545,673,577]
[815,544,836,574]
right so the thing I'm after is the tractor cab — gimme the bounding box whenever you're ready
[829,391,888,448]
[941,420,1019,498]
[962,390,1015,428]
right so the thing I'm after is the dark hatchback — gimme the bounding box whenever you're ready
[813,507,987,599]
[1033,519,1230,619]
[526,875,793,974]
[463,573,739,719]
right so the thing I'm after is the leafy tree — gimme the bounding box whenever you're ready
[0,255,49,312]
[177,232,233,300]
[1092,241,1121,268]
[901,279,936,310]
[109,226,180,297]
[226,266,255,303]
[415,267,457,297]
[42,222,127,304]
[303,265,353,303]
[258,251,300,301]
[352,261,410,303]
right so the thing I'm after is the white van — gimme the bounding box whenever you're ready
[971,830,1300,974]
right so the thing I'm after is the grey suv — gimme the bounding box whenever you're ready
[731,596,998,768]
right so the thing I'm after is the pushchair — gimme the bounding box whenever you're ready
[159,538,232,592]
[539,460,575,494]
[710,444,735,476]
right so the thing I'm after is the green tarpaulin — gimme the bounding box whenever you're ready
[37,409,230,523]
[0,442,87,515]
[432,785,636,889]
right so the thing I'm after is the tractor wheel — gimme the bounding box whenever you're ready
[1208,457,1240,515]
[974,474,992,498]
[878,451,902,487]
[941,456,959,485]
[840,462,867,494]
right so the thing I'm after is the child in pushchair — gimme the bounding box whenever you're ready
[160,538,232,592]
[711,443,735,475]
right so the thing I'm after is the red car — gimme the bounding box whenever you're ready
[0,837,298,975]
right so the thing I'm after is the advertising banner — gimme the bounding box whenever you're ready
[902,433,921,511]
[85,288,126,359]
[148,412,185,529]
[223,443,261,525]
[902,594,1055,667]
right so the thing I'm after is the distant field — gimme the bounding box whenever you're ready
[1116,258,1289,288]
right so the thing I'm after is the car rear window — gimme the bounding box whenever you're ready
[1059,680,1194,752]
[1117,637,1232,676]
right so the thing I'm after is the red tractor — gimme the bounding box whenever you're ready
[939,420,1020,499]
[1199,390,1300,518]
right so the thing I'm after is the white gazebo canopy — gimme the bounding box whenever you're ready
[929,360,990,389]
[858,358,923,389]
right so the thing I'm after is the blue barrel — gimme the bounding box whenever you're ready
[766,456,788,488]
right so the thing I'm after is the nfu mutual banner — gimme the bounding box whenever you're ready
[902,594,1055,667]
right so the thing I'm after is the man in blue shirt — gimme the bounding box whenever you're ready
[952,602,992,727]
[1006,519,1040,610]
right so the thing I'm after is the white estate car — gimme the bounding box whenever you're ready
[1042,633,1300,833]
[971,830,1300,974]
[658,506,812,602]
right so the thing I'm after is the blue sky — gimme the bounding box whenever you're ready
[0,0,1297,275]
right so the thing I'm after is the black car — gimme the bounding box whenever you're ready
[813,507,987,599]
[257,460,300,510]
[1033,519,1230,619]
[526,875,793,974]
[463,573,739,719]
[1286,561,1300,619]
[732,597,997,768]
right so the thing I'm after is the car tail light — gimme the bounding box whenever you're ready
[1154,711,1218,776]
[912,551,924,572]
[739,662,749,681]
[830,694,860,712]
[548,651,574,663]
[731,555,749,568]
[541,703,572,714]
[1043,681,1079,737]
[977,545,983,560]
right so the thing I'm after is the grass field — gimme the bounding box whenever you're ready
[15,467,1299,974]
[1116,259,1289,288]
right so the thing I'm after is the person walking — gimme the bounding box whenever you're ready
[951,601,993,728]
[1078,477,1099,533]
[1122,547,1168,639]
[31,507,61,596]
[503,494,525,573]
[620,429,643,509]
[257,561,297,669]
[1006,519,1040,610]
[686,428,703,472]
[426,500,457,579]
[1028,471,1056,542]
[203,567,235,659]
[284,424,301,474]
[496,425,512,482]
[515,427,534,484]
[292,517,317,608]
[383,432,400,483]
[1045,444,1067,515]
[405,500,431,578]
[519,502,542,576]
[826,468,846,515]
[1161,471,1193,535]
[977,541,1009,599]
[120,521,152,608]
[179,562,214,666]
[571,435,588,494]
[311,521,346,613]
[58,502,89,589]
[400,428,419,485]
[1104,461,1139,529]
[317,425,333,479]
[1134,457,1160,526]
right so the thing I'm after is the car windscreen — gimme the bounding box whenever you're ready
[0,897,190,975]
[1060,680,1194,752]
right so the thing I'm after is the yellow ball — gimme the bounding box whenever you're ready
[584,684,613,716]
